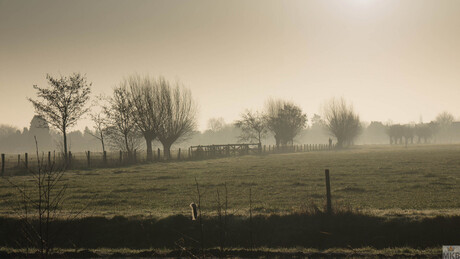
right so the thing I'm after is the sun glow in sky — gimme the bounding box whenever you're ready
[1,0,460,132]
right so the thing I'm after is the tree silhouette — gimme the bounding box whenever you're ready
[28,73,91,161]
[104,86,141,158]
[235,110,267,146]
[155,79,197,159]
[266,99,307,147]
[323,97,361,148]
[127,75,161,161]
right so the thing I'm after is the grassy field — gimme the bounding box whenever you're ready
[1,144,460,218]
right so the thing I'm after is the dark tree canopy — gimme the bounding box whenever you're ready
[323,97,361,148]
[28,73,91,158]
[29,115,49,130]
[266,99,307,146]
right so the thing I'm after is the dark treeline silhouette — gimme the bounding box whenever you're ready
[2,73,459,154]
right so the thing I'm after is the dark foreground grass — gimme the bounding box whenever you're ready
[1,144,460,218]
[1,210,459,252]
[0,247,442,258]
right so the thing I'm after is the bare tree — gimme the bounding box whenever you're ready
[435,111,454,143]
[265,99,307,146]
[127,75,160,161]
[235,110,267,146]
[88,113,107,152]
[155,78,197,159]
[323,97,361,148]
[104,86,141,158]
[436,111,454,126]
[28,73,91,161]
[207,117,226,132]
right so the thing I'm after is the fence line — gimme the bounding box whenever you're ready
[0,143,335,174]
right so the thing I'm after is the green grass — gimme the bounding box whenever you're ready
[1,144,460,218]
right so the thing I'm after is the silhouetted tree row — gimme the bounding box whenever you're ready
[23,73,197,160]
[235,97,362,149]
[100,75,197,160]
[1,73,458,155]
[386,115,456,146]
[235,99,308,148]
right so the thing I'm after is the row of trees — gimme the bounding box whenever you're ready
[27,72,363,162]
[25,72,457,157]
[235,97,362,149]
[28,73,197,161]
[386,112,456,145]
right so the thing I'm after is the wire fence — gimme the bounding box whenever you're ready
[1,143,334,175]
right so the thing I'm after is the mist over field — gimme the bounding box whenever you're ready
[1,0,460,258]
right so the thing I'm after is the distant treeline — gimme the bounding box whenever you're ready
[1,115,459,153]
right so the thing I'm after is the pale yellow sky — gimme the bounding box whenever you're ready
[1,0,460,131]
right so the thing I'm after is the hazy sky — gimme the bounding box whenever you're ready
[1,0,460,132]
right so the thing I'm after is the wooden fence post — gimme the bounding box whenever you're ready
[87,151,91,168]
[119,151,123,164]
[178,148,181,160]
[48,151,51,166]
[25,153,28,168]
[325,169,332,214]
[157,148,161,161]
[17,154,20,167]
[68,151,72,168]
[1,154,4,176]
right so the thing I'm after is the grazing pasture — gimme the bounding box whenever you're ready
[1,144,460,218]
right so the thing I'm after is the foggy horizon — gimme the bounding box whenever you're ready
[2,0,460,132]
[3,1,460,257]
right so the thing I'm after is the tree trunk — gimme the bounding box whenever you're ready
[275,136,280,148]
[336,138,343,149]
[163,142,172,160]
[124,133,132,161]
[100,131,105,153]
[145,135,153,162]
[63,127,68,161]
